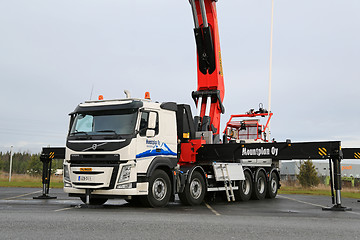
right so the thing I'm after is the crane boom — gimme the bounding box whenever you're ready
[189,0,225,141]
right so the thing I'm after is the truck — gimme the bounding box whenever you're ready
[39,0,356,210]
[63,0,278,207]
[65,93,280,206]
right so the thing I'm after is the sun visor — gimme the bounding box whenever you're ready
[69,100,143,115]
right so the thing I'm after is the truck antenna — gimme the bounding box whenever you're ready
[124,90,131,99]
[267,0,275,139]
[89,84,94,100]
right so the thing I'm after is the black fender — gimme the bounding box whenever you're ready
[146,157,178,178]
[254,168,267,182]
[269,168,281,188]
[178,165,208,193]
[242,167,253,181]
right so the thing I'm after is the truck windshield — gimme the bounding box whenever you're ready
[69,109,138,136]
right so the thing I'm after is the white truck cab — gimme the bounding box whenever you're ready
[64,98,178,205]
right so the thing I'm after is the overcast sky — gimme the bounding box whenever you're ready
[0,0,359,155]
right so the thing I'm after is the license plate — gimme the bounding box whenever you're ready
[78,176,93,181]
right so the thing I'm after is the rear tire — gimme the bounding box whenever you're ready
[179,171,206,206]
[252,171,267,200]
[234,170,252,201]
[141,169,171,208]
[80,197,108,205]
[266,171,279,199]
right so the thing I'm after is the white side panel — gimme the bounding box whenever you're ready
[159,110,177,155]
[213,163,245,181]
[135,108,177,174]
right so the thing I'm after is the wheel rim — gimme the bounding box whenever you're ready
[270,177,277,194]
[257,176,265,194]
[152,178,167,201]
[242,178,251,195]
[190,178,202,199]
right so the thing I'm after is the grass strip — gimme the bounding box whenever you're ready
[0,181,63,188]
[0,175,63,188]
[279,186,360,199]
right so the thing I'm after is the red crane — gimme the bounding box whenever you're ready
[189,0,225,142]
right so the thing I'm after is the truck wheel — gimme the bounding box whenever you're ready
[141,169,171,208]
[179,171,205,206]
[235,171,252,201]
[80,197,108,205]
[252,171,267,200]
[266,171,279,199]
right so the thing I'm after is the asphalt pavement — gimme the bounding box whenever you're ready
[0,187,359,240]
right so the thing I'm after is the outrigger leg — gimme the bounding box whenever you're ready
[33,154,57,200]
[322,156,351,211]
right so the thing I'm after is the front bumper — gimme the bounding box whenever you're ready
[64,161,149,197]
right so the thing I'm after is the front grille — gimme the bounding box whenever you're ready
[70,154,123,164]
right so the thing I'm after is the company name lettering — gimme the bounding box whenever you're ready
[146,140,160,145]
[242,147,279,157]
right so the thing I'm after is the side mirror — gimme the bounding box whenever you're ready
[146,129,155,138]
[148,112,157,129]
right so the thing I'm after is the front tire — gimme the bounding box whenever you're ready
[235,170,253,201]
[252,171,267,200]
[141,169,171,208]
[179,171,206,206]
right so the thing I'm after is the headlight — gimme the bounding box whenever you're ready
[118,165,131,183]
[63,165,70,182]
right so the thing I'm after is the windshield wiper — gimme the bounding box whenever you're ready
[96,130,121,138]
[71,131,89,136]
[70,131,92,139]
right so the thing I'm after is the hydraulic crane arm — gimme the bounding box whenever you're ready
[189,0,225,141]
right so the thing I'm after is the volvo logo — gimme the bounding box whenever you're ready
[82,142,107,152]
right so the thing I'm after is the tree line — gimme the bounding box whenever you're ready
[0,151,62,176]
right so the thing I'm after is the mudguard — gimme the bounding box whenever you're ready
[178,165,208,193]
[146,157,178,177]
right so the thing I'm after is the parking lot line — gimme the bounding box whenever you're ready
[278,195,327,208]
[204,202,221,216]
[279,195,360,216]
[54,207,73,212]
[2,190,42,200]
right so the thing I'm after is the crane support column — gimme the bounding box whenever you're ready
[188,0,225,140]
[322,155,352,211]
[33,147,65,200]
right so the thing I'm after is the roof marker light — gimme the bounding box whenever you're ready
[98,95,104,100]
[145,92,151,100]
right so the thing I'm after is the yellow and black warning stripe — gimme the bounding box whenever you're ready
[354,152,360,159]
[49,152,55,159]
[318,147,327,156]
